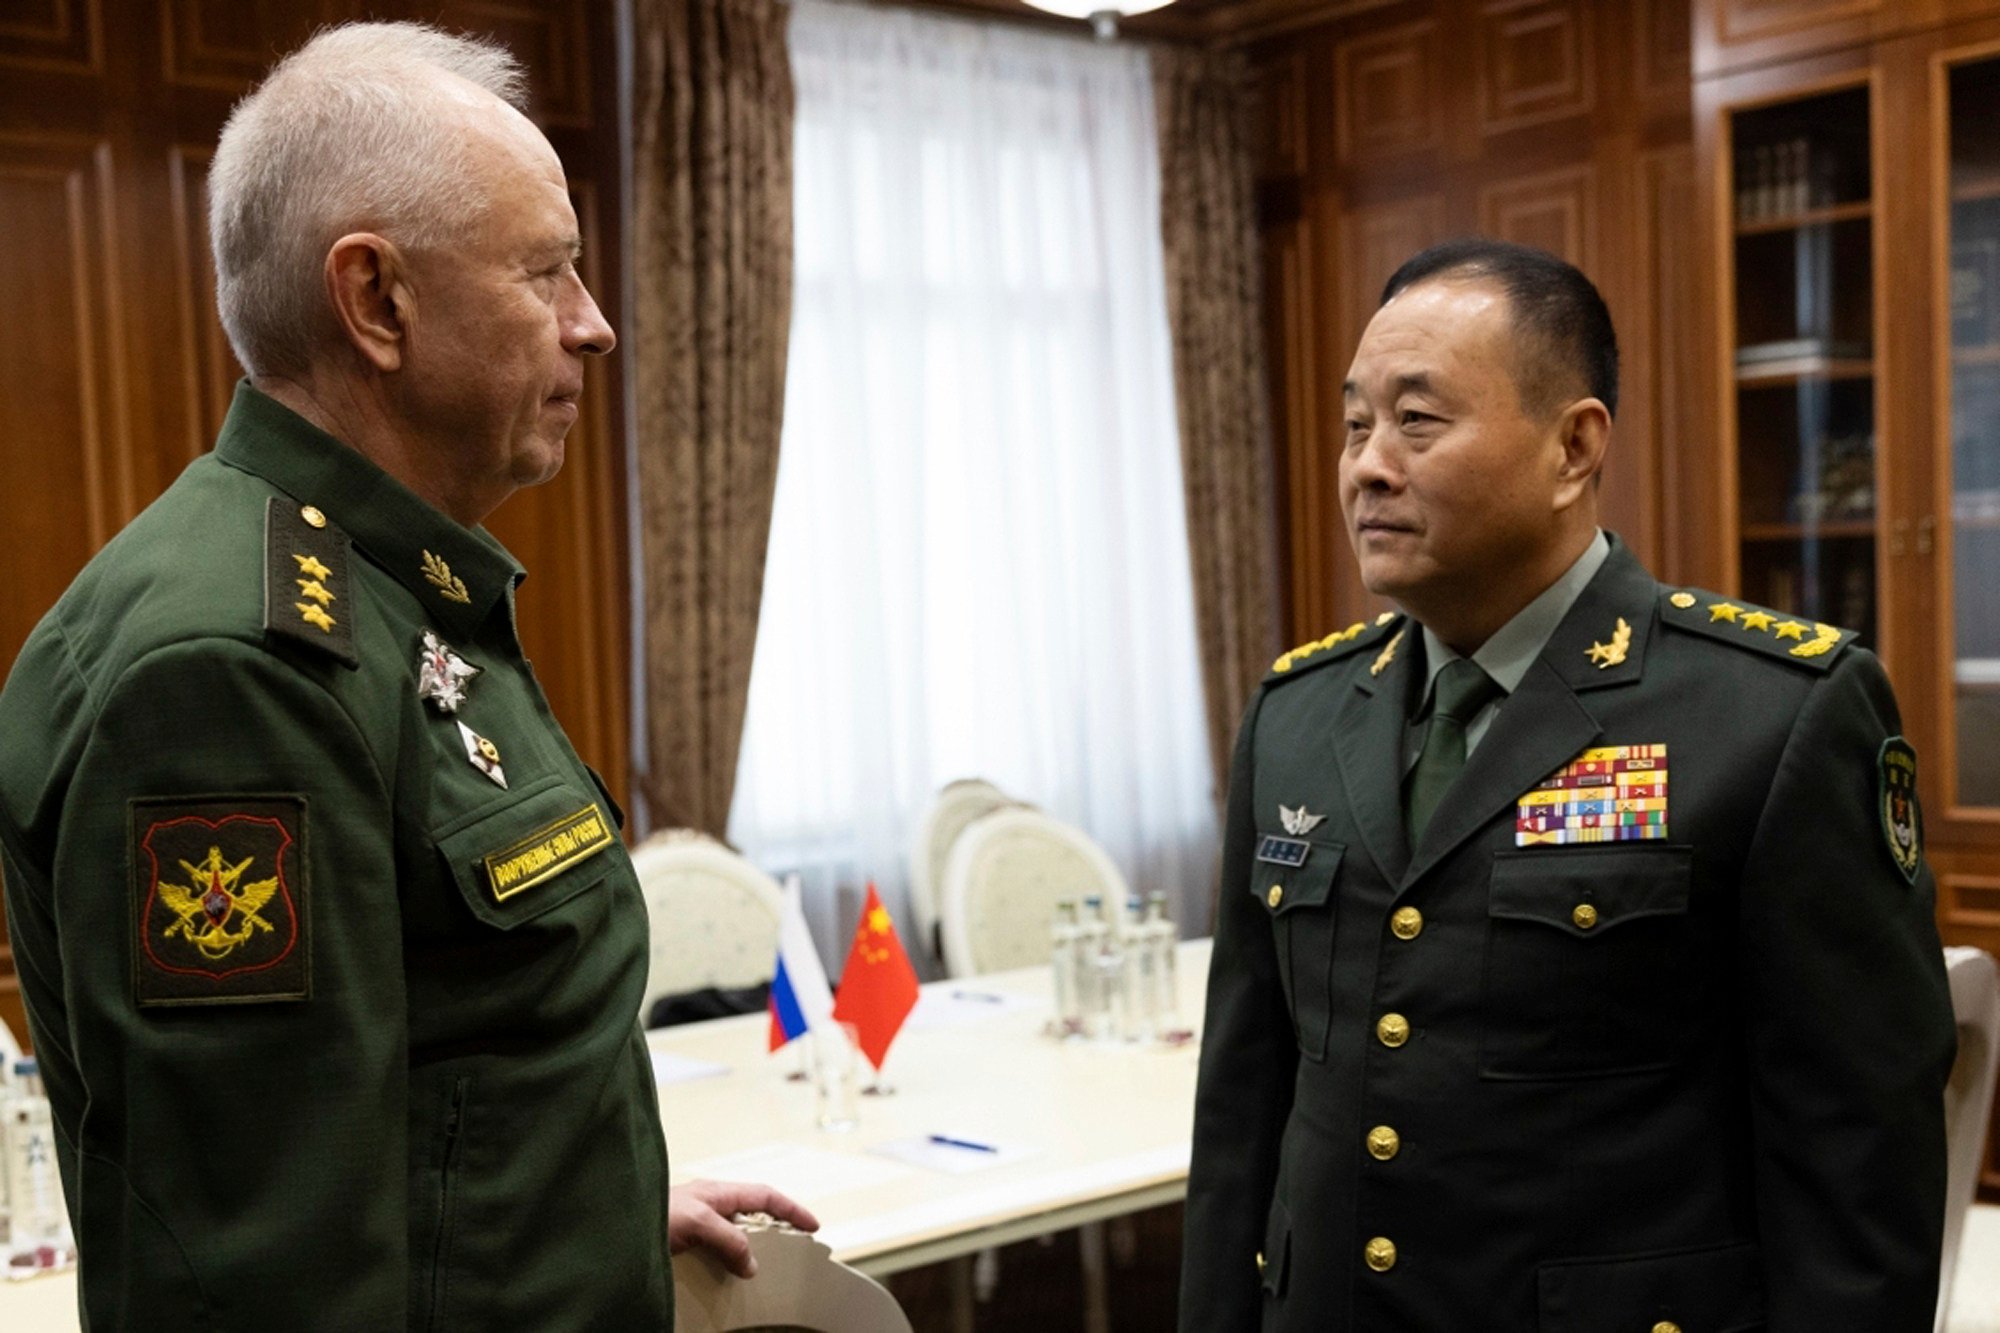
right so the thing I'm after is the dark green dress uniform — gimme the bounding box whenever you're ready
[1181,536,1954,1332]
[0,385,671,1330]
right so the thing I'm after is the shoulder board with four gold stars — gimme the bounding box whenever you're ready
[1657,588,1854,672]
[1264,612,1403,685]
[263,497,359,669]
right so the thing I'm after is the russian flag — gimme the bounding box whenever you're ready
[768,874,835,1051]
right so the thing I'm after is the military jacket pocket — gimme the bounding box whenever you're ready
[1536,1240,1766,1332]
[433,773,625,930]
[1252,841,1344,1062]
[1481,846,1697,1079]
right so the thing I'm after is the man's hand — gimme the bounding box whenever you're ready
[667,1178,822,1278]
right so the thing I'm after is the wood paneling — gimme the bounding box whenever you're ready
[1476,0,1596,136]
[1479,163,1598,268]
[1336,20,1441,165]
[0,0,631,1051]
[1692,0,1942,77]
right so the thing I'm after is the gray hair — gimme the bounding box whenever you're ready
[208,22,528,377]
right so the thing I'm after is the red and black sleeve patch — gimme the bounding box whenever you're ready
[130,796,311,1007]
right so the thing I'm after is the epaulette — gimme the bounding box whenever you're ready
[1657,587,1853,672]
[1265,612,1403,685]
[263,496,359,668]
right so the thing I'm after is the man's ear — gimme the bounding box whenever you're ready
[325,233,412,373]
[1553,397,1611,507]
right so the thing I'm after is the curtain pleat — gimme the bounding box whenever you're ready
[631,0,795,834]
[1153,44,1283,800]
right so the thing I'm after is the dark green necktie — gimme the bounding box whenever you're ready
[1404,658,1503,845]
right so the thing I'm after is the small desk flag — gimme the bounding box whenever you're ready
[768,874,835,1052]
[832,881,920,1071]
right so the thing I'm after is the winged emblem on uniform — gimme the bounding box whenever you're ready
[1279,804,1327,837]
[159,845,283,961]
[416,629,481,713]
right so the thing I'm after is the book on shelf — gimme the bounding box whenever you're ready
[1735,338,1870,367]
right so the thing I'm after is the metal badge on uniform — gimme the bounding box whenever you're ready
[1257,836,1312,867]
[129,796,310,1006]
[1279,804,1326,836]
[458,721,508,789]
[1516,744,1669,846]
[1878,736,1922,884]
[416,629,481,713]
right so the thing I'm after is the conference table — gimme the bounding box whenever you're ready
[0,939,1211,1327]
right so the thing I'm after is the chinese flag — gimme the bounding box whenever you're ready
[831,882,920,1071]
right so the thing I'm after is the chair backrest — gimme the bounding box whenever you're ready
[629,831,785,1023]
[672,1216,913,1333]
[907,779,1015,963]
[1939,946,2000,1331]
[939,806,1129,977]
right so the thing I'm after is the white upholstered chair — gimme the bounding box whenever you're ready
[672,1215,913,1333]
[1939,946,2000,1332]
[908,778,1017,966]
[628,830,785,1025]
[938,805,1129,978]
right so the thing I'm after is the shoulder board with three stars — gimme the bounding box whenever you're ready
[1264,612,1403,686]
[263,497,359,669]
[1657,588,1854,672]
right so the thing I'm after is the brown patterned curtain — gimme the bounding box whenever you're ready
[630,0,795,834]
[1153,45,1282,797]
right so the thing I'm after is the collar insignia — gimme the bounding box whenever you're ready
[421,549,472,604]
[1586,617,1632,669]
[416,630,481,713]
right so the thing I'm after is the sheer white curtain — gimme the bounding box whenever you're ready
[729,0,1218,962]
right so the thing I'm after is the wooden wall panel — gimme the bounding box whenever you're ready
[0,0,102,73]
[1476,0,1596,136]
[1336,20,1441,164]
[1478,163,1597,269]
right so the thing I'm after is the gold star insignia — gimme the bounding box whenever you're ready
[1708,601,1741,623]
[1773,620,1808,640]
[295,579,334,606]
[297,603,337,633]
[1586,617,1632,669]
[1740,609,1775,632]
[293,553,332,582]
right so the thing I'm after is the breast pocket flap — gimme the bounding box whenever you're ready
[433,773,623,930]
[1489,846,1692,938]
[1537,1240,1765,1333]
[1251,841,1344,917]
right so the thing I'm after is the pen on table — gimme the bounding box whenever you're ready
[928,1134,1000,1154]
[950,990,1005,1004]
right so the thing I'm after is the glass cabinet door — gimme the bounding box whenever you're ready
[1943,52,2000,812]
[1726,84,1878,644]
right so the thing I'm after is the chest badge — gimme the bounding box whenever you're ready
[1517,744,1669,846]
[1279,804,1326,836]
[458,721,508,789]
[416,629,481,713]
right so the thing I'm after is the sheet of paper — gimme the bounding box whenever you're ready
[678,1142,914,1201]
[869,1134,1039,1175]
[905,987,1041,1031]
[650,1050,732,1086]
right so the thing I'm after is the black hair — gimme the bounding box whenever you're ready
[1380,238,1619,420]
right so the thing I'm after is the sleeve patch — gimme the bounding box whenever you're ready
[1878,737,1922,885]
[130,796,311,1006]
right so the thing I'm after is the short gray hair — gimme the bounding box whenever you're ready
[209,22,528,377]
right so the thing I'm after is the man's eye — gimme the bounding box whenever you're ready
[1400,410,1436,427]
[1344,418,1369,436]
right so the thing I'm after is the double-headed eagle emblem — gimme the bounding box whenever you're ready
[158,846,281,961]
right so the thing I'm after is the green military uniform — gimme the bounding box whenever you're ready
[1181,535,1954,1331]
[0,385,671,1329]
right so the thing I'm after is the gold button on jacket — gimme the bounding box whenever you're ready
[1366,1125,1401,1160]
[1267,884,1283,908]
[1652,1322,1682,1333]
[1364,1237,1397,1272]
[1572,902,1599,929]
[1376,1012,1410,1047]
[1390,906,1424,939]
